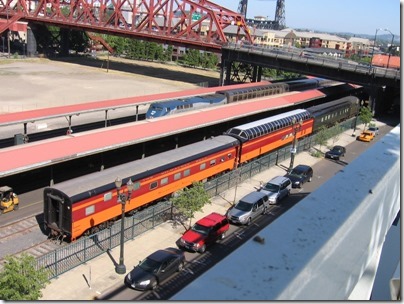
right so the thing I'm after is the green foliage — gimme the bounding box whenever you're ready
[314,125,329,152]
[359,106,373,130]
[261,68,301,80]
[183,49,201,67]
[330,123,343,144]
[0,253,50,300]
[171,181,211,228]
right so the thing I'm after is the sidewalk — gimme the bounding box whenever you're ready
[39,126,364,300]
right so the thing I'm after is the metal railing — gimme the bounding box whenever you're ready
[37,201,172,279]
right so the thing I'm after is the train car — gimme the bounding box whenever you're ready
[44,135,240,241]
[225,109,313,164]
[145,78,336,119]
[146,93,227,118]
[306,95,360,130]
[217,83,288,103]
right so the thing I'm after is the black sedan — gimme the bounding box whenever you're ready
[284,164,313,188]
[325,145,346,160]
[124,248,185,291]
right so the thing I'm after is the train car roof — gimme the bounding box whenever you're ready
[225,109,312,141]
[0,89,328,178]
[49,135,239,199]
[307,96,359,115]
[227,109,311,131]
[149,93,226,106]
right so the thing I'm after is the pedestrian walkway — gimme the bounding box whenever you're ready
[39,125,366,300]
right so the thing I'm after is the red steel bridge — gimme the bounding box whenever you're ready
[0,0,253,52]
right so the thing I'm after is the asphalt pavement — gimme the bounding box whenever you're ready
[39,124,370,300]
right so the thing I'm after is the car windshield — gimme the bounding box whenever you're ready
[263,183,279,192]
[289,169,303,177]
[139,257,162,273]
[234,201,253,211]
[331,147,341,152]
[191,223,211,235]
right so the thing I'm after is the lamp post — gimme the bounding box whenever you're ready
[384,29,394,69]
[114,177,134,274]
[288,117,303,173]
[370,28,383,70]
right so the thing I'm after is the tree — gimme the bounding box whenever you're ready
[314,125,329,153]
[171,181,211,229]
[0,253,50,300]
[359,106,373,130]
[330,123,343,145]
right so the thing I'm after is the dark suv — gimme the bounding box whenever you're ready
[177,212,229,253]
[284,164,313,188]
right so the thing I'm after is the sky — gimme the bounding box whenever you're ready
[216,0,401,37]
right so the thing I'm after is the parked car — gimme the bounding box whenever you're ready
[177,212,229,253]
[325,145,346,160]
[358,130,375,142]
[259,176,291,203]
[367,126,379,136]
[284,165,314,188]
[226,191,269,226]
[124,248,185,291]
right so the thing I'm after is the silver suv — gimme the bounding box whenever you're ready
[259,176,291,204]
[226,191,269,226]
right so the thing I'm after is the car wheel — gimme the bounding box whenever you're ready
[13,204,19,210]
[151,280,158,290]
[199,245,206,253]
[308,175,312,182]
[246,218,252,226]
[177,261,184,272]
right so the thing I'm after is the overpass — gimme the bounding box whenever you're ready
[220,43,400,116]
[221,43,400,89]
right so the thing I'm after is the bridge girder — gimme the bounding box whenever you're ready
[0,0,253,52]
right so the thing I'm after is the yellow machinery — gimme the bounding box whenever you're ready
[0,186,19,214]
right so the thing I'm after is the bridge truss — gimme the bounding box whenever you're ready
[0,0,253,52]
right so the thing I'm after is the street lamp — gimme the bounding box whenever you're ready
[370,28,383,70]
[384,29,395,69]
[288,117,303,173]
[114,177,134,274]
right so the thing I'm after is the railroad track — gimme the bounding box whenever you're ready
[0,215,63,266]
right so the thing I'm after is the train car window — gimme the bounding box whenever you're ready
[104,192,112,201]
[210,160,216,166]
[200,163,206,170]
[133,181,140,191]
[174,172,181,180]
[258,125,265,136]
[150,181,158,190]
[184,169,190,177]
[161,177,168,185]
[85,205,95,216]
[228,153,232,159]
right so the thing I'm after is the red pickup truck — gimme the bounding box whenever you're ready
[177,212,229,253]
